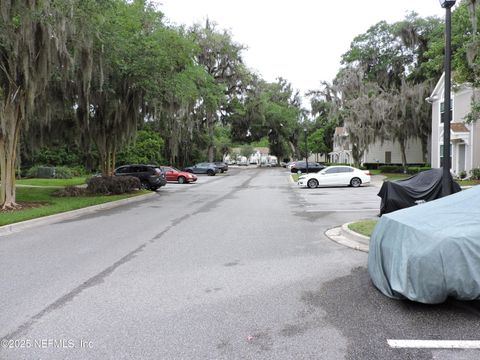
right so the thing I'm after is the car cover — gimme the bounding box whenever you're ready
[368,185,480,304]
[378,168,461,215]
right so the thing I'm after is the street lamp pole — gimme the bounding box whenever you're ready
[304,128,309,173]
[440,0,456,196]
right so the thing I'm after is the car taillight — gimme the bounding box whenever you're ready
[364,171,371,176]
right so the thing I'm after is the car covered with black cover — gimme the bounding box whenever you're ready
[377,168,461,215]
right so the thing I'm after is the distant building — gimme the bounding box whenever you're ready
[329,127,425,165]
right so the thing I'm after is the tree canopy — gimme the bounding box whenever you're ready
[3,0,480,208]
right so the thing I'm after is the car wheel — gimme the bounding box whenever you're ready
[307,179,319,189]
[350,177,362,187]
[220,169,224,173]
[207,169,215,176]
[178,176,186,184]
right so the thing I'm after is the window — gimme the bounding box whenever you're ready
[385,152,392,164]
[337,167,353,173]
[325,168,338,174]
[116,166,130,174]
[440,101,453,123]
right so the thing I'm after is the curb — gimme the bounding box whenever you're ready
[325,223,370,253]
[0,192,158,237]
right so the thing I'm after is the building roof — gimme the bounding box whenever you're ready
[254,147,270,154]
[451,123,469,133]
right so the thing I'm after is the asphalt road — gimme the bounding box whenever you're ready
[1,168,480,360]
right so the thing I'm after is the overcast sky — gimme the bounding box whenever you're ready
[156,1,448,97]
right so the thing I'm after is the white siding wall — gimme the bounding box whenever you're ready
[431,99,440,168]
[471,91,480,170]
[473,122,480,169]
[363,138,424,164]
[453,90,473,174]
[432,88,480,173]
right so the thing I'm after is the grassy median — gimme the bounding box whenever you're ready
[0,187,149,227]
[348,219,378,237]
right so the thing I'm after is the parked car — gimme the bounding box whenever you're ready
[213,161,228,173]
[114,164,167,191]
[184,162,219,176]
[290,161,325,173]
[297,166,371,188]
[368,186,479,304]
[159,166,197,184]
[238,156,248,166]
[377,168,460,215]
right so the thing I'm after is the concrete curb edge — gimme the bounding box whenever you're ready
[325,224,370,253]
[0,192,158,237]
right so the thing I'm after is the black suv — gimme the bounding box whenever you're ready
[213,161,228,173]
[290,161,325,174]
[114,165,167,191]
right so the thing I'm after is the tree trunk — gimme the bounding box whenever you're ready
[351,144,363,168]
[0,102,21,209]
[207,113,215,162]
[399,140,408,172]
[420,136,428,164]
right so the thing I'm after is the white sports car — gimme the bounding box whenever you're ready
[297,165,371,188]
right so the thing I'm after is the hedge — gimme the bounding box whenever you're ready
[87,176,141,195]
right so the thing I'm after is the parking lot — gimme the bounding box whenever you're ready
[3,167,480,360]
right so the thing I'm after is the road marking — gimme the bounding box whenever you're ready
[306,209,378,213]
[387,339,480,349]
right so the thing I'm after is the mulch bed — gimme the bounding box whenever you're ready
[0,202,48,212]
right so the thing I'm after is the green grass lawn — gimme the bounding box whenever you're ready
[348,219,378,237]
[291,174,299,182]
[382,173,411,181]
[16,176,89,187]
[457,179,480,186]
[0,187,149,227]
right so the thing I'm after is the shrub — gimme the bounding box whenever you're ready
[53,166,73,179]
[470,168,480,180]
[69,165,87,177]
[87,176,140,195]
[52,186,89,197]
[25,165,74,179]
[406,166,431,174]
[26,166,55,178]
[116,130,165,166]
[379,165,404,173]
[362,163,381,170]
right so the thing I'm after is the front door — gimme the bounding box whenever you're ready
[458,143,466,174]
[385,151,392,164]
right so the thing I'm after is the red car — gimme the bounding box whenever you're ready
[160,166,197,184]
